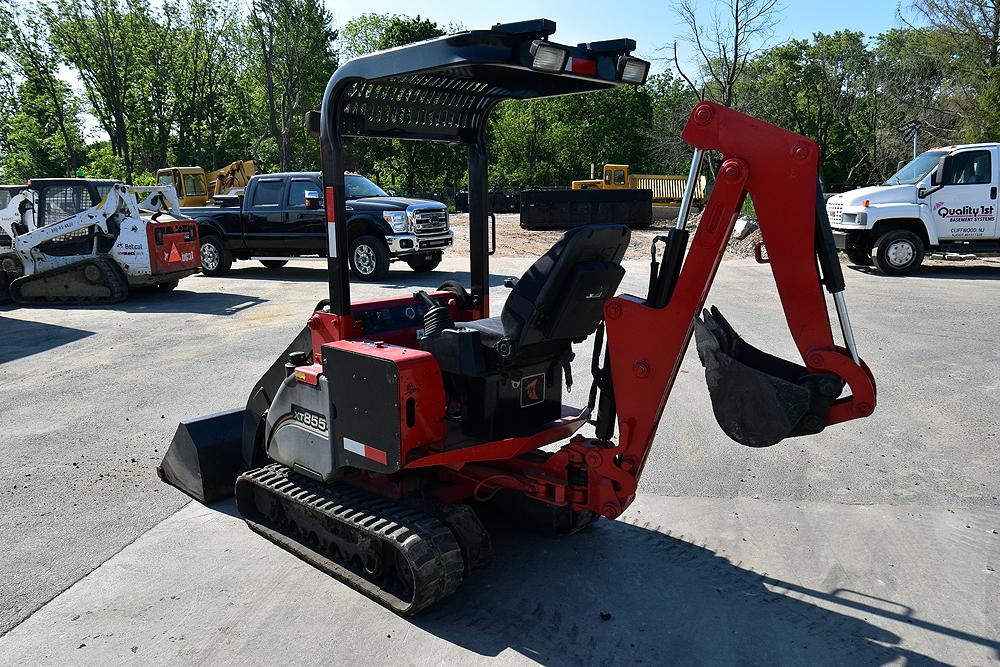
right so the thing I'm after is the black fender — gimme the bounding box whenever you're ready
[346,213,393,243]
[195,218,227,243]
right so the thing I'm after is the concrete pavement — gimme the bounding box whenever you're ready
[1,496,995,664]
[1,254,998,664]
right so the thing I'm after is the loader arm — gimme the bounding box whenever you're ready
[596,102,876,510]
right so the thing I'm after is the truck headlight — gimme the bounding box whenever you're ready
[383,211,407,233]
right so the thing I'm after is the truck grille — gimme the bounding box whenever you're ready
[0,230,11,248]
[825,201,843,224]
[413,210,448,235]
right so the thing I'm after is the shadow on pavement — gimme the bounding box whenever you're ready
[0,290,267,316]
[414,516,994,666]
[206,493,996,665]
[0,317,94,364]
[116,289,267,315]
[847,264,999,281]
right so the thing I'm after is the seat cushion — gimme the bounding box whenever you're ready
[462,316,570,365]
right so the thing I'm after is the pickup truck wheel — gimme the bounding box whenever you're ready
[260,260,288,269]
[404,253,442,273]
[872,230,923,276]
[200,236,232,276]
[845,247,873,266]
[350,235,390,281]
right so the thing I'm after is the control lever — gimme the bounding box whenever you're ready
[646,228,689,308]
[645,148,701,308]
[414,290,453,337]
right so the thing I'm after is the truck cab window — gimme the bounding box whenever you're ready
[604,169,612,185]
[614,169,625,185]
[943,150,991,185]
[253,180,284,207]
[345,174,388,199]
[183,174,207,197]
[287,180,318,208]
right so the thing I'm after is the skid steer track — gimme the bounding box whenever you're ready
[10,255,128,305]
[235,463,467,615]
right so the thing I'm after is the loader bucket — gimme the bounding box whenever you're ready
[157,408,245,502]
[693,306,843,448]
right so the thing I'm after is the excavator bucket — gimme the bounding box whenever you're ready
[157,408,245,502]
[694,306,844,448]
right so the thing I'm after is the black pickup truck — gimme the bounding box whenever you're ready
[184,171,453,280]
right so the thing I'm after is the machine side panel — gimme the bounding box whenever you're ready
[324,340,445,473]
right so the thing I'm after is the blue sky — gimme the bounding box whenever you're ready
[325,0,915,73]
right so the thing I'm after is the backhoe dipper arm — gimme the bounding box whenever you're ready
[597,102,876,511]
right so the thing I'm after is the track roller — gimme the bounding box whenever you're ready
[10,255,128,305]
[235,463,487,615]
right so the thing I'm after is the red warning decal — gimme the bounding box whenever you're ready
[167,243,181,263]
[344,437,388,465]
[364,445,387,465]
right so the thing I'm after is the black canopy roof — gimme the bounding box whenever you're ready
[317,19,646,316]
[320,19,641,144]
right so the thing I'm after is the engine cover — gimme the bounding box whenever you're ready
[265,371,337,481]
[323,340,446,474]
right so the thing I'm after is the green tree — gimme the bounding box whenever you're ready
[47,0,146,179]
[249,0,336,171]
[0,0,86,174]
[338,14,451,193]
[489,80,665,187]
[0,77,85,180]
[912,0,1000,141]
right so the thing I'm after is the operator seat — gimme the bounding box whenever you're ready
[419,224,630,439]
[463,224,631,364]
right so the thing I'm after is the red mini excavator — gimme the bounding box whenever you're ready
[159,19,876,615]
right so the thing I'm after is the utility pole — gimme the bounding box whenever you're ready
[898,120,923,160]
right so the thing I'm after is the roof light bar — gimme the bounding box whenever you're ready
[618,56,650,85]
[530,40,569,73]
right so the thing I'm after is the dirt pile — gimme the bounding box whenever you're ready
[449,210,762,262]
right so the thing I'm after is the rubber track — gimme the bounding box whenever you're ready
[235,463,465,615]
[10,255,128,305]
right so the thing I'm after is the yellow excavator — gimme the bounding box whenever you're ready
[155,159,256,207]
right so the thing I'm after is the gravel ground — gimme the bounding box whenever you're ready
[449,212,685,261]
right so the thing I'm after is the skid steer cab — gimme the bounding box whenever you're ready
[159,19,876,616]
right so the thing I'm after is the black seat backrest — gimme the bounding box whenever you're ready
[501,224,630,349]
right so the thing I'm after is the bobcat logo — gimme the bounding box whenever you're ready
[520,373,545,407]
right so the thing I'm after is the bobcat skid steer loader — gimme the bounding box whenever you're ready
[0,179,200,305]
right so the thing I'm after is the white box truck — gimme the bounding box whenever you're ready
[827,145,1000,274]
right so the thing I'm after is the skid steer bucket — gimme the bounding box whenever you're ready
[157,408,245,502]
[694,306,844,448]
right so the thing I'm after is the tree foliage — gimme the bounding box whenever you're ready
[0,5,996,192]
